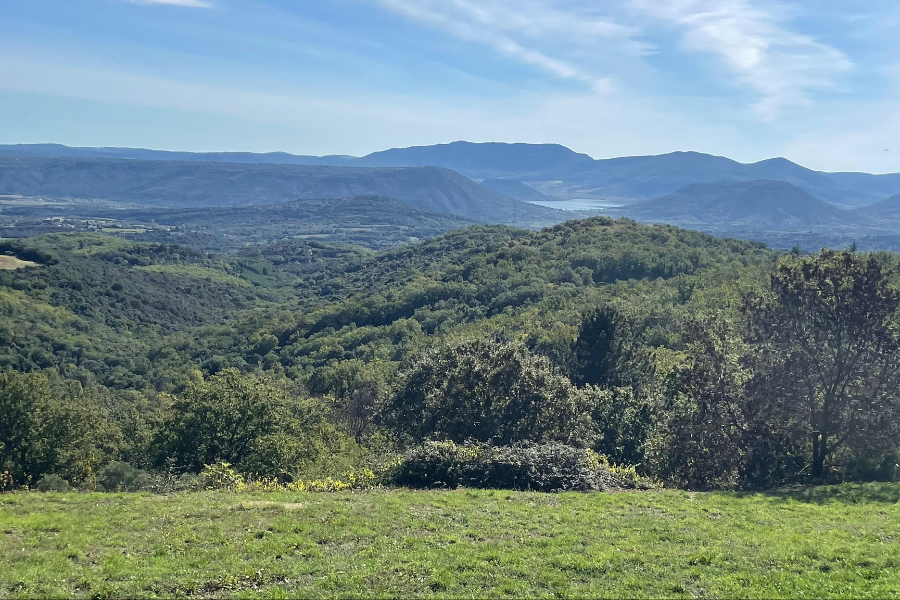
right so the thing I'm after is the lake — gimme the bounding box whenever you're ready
[525,198,625,211]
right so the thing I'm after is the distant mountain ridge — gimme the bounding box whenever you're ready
[0,156,566,226]
[857,191,900,220]
[353,141,595,178]
[0,143,356,166]
[623,180,866,230]
[4,142,899,207]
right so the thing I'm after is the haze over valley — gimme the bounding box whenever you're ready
[3,141,900,252]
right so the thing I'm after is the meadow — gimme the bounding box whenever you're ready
[0,256,37,270]
[2,483,899,599]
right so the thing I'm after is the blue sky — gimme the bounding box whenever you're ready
[2,0,899,172]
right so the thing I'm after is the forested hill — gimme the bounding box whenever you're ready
[0,218,774,391]
[0,157,566,226]
[7,216,900,494]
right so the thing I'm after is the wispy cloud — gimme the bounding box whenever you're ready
[633,0,852,119]
[124,0,213,8]
[370,0,647,93]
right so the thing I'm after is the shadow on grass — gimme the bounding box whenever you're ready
[727,482,900,505]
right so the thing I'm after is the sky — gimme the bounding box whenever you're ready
[2,0,899,172]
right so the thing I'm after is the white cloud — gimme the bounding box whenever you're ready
[369,0,646,93]
[633,0,852,119]
[124,0,213,8]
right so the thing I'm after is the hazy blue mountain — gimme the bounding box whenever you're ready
[0,157,566,225]
[0,143,354,166]
[353,141,594,178]
[3,142,898,207]
[623,180,866,230]
[478,178,551,201]
[554,152,880,206]
[856,191,900,220]
[827,172,900,199]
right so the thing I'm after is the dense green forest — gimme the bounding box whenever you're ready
[2,217,899,493]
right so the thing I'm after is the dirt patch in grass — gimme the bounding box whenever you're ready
[236,501,306,511]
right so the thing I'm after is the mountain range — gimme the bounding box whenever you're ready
[0,156,565,226]
[4,141,900,208]
[4,142,900,253]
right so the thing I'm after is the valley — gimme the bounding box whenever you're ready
[7,4,900,598]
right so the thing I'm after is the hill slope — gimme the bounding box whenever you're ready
[857,191,900,220]
[0,219,773,388]
[478,178,551,201]
[624,180,862,230]
[0,157,565,225]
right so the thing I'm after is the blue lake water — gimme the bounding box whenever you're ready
[526,198,624,211]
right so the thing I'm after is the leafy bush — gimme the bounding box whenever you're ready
[386,337,595,447]
[469,443,607,492]
[158,369,359,479]
[392,441,634,492]
[197,462,245,491]
[0,370,122,488]
[35,474,72,492]
[392,441,481,488]
[97,461,153,492]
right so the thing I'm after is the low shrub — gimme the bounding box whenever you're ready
[98,461,153,492]
[1,470,18,492]
[392,441,480,488]
[198,462,245,491]
[471,443,602,492]
[196,462,377,493]
[392,441,642,492]
[35,474,72,493]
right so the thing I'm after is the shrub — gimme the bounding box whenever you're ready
[1,370,122,488]
[97,461,153,492]
[469,443,605,492]
[392,441,636,492]
[392,441,481,488]
[386,337,595,447]
[197,462,245,491]
[158,369,358,479]
[35,474,72,493]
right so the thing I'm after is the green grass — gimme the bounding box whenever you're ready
[2,484,900,598]
[134,264,252,287]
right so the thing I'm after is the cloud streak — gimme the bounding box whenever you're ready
[633,0,852,118]
[370,0,645,93]
[124,0,213,8]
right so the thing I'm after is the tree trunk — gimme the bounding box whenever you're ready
[811,432,826,479]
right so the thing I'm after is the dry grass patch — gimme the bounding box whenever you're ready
[0,255,38,270]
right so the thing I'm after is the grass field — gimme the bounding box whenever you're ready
[2,484,900,599]
[0,255,37,270]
